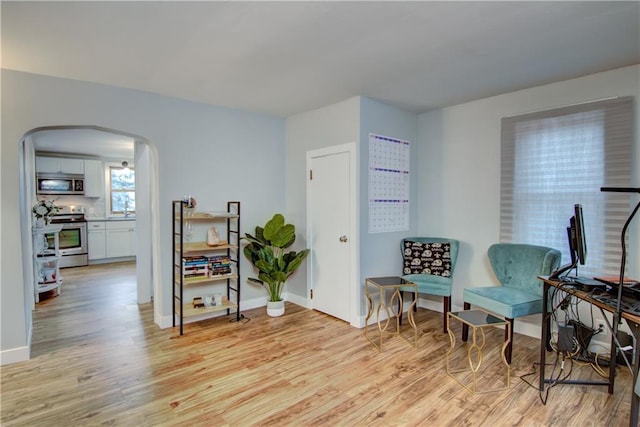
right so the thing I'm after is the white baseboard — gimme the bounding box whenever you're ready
[1,321,33,366]
[88,256,135,265]
[0,345,30,366]
[157,313,173,329]
[285,292,310,309]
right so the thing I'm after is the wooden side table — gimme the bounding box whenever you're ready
[446,309,511,393]
[364,276,418,352]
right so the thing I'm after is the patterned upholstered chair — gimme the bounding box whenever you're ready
[399,237,460,333]
[462,243,561,363]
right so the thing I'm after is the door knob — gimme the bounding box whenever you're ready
[339,235,348,242]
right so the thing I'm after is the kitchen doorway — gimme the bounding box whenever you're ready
[20,126,161,352]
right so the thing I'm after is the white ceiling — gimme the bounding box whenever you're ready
[3,1,639,155]
[29,128,135,159]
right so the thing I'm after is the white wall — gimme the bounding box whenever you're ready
[285,97,360,300]
[418,65,640,338]
[285,96,419,316]
[1,70,286,360]
[358,98,419,297]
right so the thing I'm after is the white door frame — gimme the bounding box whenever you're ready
[306,142,360,327]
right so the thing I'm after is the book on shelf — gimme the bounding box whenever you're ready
[181,255,232,279]
[183,264,208,273]
[182,256,208,265]
[210,269,232,276]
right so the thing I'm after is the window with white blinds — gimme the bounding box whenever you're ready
[500,97,634,277]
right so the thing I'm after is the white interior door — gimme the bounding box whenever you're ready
[307,143,357,324]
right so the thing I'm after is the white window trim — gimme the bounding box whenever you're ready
[105,161,135,218]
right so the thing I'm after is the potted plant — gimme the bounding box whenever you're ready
[243,213,310,317]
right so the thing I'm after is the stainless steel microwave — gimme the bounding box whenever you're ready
[36,173,85,195]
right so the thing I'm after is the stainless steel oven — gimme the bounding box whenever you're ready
[47,213,88,268]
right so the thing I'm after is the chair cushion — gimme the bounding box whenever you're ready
[463,286,542,319]
[400,274,452,297]
[402,240,452,277]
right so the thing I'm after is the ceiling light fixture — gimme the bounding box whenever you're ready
[121,160,130,172]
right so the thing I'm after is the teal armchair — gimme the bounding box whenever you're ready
[399,237,460,333]
[462,243,561,363]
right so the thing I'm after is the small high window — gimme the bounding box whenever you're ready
[109,165,135,215]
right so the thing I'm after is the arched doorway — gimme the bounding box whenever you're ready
[19,125,162,349]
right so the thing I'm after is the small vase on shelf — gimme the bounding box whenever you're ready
[183,195,197,217]
[35,217,45,228]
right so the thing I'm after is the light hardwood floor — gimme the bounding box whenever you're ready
[1,262,635,426]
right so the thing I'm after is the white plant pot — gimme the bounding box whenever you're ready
[266,300,285,317]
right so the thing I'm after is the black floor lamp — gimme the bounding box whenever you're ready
[600,186,640,426]
[600,187,640,315]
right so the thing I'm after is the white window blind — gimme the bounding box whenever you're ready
[500,97,634,277]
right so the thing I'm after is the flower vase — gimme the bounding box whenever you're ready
[35,217,45,228]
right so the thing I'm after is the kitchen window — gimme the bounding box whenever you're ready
[109,165,135,216]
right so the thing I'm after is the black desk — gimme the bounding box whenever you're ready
[539,276,640,427]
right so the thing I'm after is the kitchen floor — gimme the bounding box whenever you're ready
[31,261,137,357]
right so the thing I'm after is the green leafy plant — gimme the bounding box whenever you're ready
[243,214,310,302]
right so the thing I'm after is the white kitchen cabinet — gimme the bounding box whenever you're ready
[106,220,136,258]
[36,156,84,174]
[88,221,107,260]
[84,159,104,198]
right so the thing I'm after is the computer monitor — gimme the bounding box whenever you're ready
[573,204,587,266]
[550,204,587,279]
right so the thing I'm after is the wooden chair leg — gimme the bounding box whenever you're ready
[442,296,451,334]
[505,317,514,364]
[398,291,403,326]
[462,302,471,341]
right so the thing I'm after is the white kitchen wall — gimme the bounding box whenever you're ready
[1,70,286,361]
[418,64,640,339]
